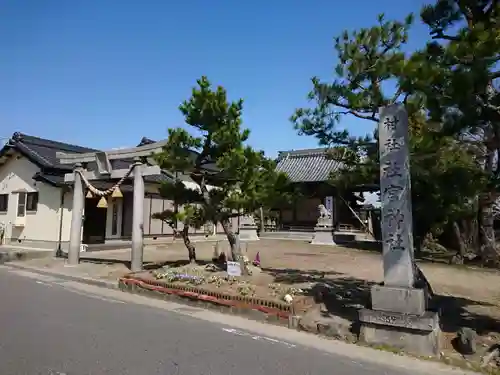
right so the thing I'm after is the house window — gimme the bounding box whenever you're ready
[0,194,8,212]
[17,192,26,217]
[27,192,39,211]
[17,192,38,217]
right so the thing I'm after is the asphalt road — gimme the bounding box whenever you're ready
[0,267,472,375]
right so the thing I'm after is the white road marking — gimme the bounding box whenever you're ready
[222,328,296,348]
[222,328,247,336]
[56,285,125,304]
[35,281,52,287]
[8,269,59,283]
[8,270,125,305]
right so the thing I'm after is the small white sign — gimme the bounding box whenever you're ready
[226,261,242,277]
[325,196,333,213]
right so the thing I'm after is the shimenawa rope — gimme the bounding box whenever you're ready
[77,162,142,197]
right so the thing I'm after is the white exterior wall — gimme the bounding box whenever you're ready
[142,195,177,236]
[0,155,70,249]
[141,194,239,238]
[147,196,164,235]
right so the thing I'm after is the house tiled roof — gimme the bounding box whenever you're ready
[276,148,344,183]
[0,132,173,186]
[7,132,98,170]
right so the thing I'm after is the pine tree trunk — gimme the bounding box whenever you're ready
[479,192,499,266]
[195,175,247,273]
[181,224,197,263]
[451,221,466,264]
[221,218,247,275]
[477,133,500,266]
[462,204,480,255]
[414,235,423,259]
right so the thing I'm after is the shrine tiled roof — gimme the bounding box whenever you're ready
[276,148,344,183]
[0,132,173,186]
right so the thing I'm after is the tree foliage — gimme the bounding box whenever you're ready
[415,0,500,263]
[291,5,491,255]
[154,76,292,265]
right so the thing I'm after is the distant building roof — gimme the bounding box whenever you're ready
[276,148,343,183]
[137,137,156,146]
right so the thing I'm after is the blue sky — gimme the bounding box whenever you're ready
[1,0,431,157]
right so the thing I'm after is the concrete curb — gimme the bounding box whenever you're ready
[5,263,119,290]
[0,250,53,264]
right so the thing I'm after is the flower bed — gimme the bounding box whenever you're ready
[119,263,315,321]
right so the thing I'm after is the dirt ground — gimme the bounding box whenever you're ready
[12,238,500,363]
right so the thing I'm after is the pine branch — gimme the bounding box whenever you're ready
[431,31,461,41]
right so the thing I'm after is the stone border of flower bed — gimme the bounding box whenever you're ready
[118,275,303,328]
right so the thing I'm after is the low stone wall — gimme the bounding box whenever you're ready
[119,275,301,328]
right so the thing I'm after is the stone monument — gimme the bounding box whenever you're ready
[358,104,440,356]
[238,214,259,241]
[311,204,336,245]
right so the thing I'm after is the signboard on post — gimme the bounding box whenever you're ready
[226,261,242,277]
[325,196,333,213]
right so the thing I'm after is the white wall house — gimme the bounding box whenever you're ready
[0,133,237,252]
[0,154,71,250]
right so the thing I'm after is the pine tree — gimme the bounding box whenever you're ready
[291,12,486,257]
[154,77,291,268]
[413,0,500,265]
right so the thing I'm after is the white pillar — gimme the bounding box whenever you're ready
[131,161,144,272]
[68,164,84,265]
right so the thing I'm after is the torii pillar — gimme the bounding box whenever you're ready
[68,163,85,265]
[131,158,145,272]
[57,141,167,271]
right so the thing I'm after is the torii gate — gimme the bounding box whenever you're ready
[56,141,167,271]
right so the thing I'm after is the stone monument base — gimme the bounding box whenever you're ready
[358,285,440,357]
[311,226,336,245]
[370,285,427,315]
[359,309,440,356]
[239,225,259,241]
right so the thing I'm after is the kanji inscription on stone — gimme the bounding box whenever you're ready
[378,104,416,288]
